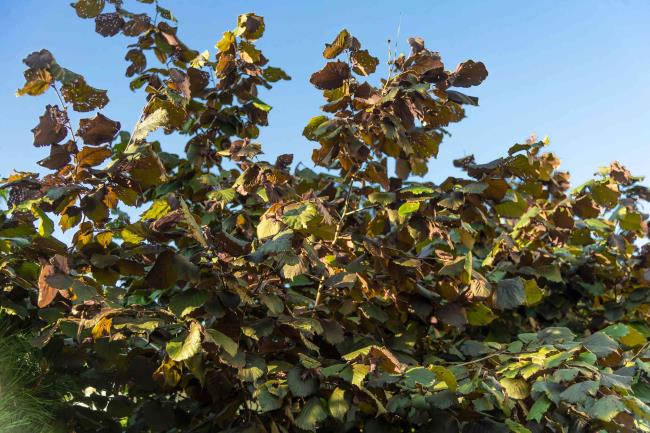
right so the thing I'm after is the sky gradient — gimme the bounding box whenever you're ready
[1,0,649,187]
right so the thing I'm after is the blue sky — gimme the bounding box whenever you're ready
[1,0,649,187]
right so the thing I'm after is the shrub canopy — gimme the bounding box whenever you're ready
[2,1,650,432]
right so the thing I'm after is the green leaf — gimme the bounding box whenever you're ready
[166,322,202,361]
[260,293,284,316]
[494,192,527,218]
[467,303,496,326]
[140,197,171,220]
[500,378,530,400]
[403,367,436,387]
[527,396,552,422]
[524,279,544,306]
[303,115,329,140]
[328,387,349,421]
[430,366,458,392]
[505,419,532,433]
[73,0,105,18]
[398,201,420,217]
[31,205,54,237]
[288,366,319,397]
[206,188,236,203]
[282,202,319,230]
[294,397,327,431]
[582,332,619,357]
[495,278,526,310]
[368,192,396,205]
[559,380,599,404]
[251,97,272,112]
[401,185,435,195]
[589,395,625,422]
[239,355,266,382]
[169,290,208,318]
[205,328,238,357]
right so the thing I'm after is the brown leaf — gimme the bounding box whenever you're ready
[169,69,191,99]
[125,49,147,77]
[158,22,180,47]
[236,13,265,41]
[275,154,294,170]
[32,105,68,147]
[309,61,351,90]
[187,68,209,96]
[38,261,58,308]
[368,346,405,373]
[411,53,444,76]
[23,49,55,70]
[78,113,121,145]
[77,146,112,167]
[450,60,488,88]
[408,37,425,54]
[38,143,71,170]
[122,14,151,36]
[95,12,124,37]
[436,303,468,327]
[610,161,633,185]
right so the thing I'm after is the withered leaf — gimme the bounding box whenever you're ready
[309,61,351,90]
[77,146,112,167]
[38,143,71,170]
[187,67,210,96]
[125,49,147,77]
[275,154,294,170]
[37,263,58,308]
[236,13,265,41]
[436,303,468,327]
[95,12,124,37]
[122,14,151,36]
[60,78,109,112]
[78,113,121,145]
[32,105,68,146]
[351,49,379,76]
[37,255,70,308]
[323,29,351,59]
[450,60,488,88]
[408,37,425,54]
[17,68,52,97]
[23,49,55,70]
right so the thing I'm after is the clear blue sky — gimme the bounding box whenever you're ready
[1,0,649,186]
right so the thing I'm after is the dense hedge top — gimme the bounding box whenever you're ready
[1,1,650,432]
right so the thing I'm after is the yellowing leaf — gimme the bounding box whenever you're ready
[92,316,112,340]
[216,31,235,52]
[166,322,202,361]
[328,387,349,421]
